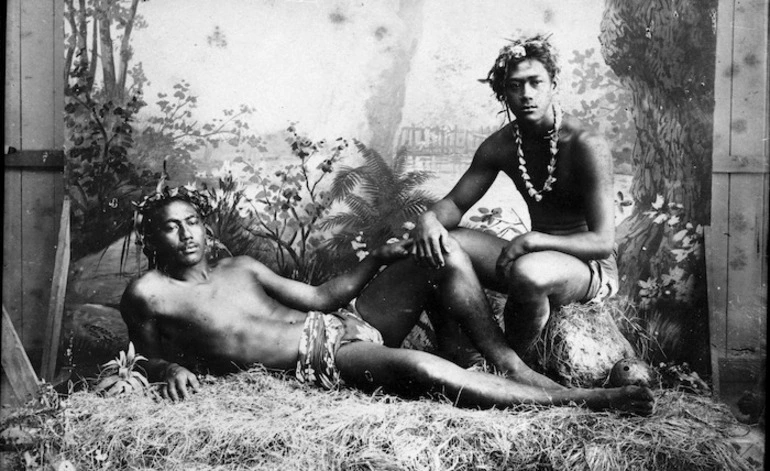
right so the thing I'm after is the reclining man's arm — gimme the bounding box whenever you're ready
[120,282,200,401]
[256,239,413,313]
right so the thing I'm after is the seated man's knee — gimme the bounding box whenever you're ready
[441,235,473,268]
[507,255,552,295]
[446,228,483,249]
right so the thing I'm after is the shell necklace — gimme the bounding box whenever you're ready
[510,104,562,202]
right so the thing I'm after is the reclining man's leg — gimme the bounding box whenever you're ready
[335,342,654,414]
[357,236,561,390]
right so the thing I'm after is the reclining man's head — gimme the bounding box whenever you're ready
[135,187,213,271]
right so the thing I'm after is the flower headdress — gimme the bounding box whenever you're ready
[480,33,560,103]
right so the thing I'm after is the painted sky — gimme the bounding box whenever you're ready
[131,0,607,142]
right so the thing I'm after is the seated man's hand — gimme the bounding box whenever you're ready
[412,212,450,268]
[160,363,200,401]
[372,239,414,262]
[495,232,535,280]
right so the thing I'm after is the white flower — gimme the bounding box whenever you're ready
[511,44,526,59]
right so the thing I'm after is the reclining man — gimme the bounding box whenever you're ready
[119,187,653,413]
[411,34,620,361]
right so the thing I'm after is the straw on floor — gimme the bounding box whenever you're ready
[8,366,757,471]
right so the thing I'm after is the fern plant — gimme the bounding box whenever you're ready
[320,140,438,253]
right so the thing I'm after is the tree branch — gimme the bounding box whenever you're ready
[117,0,141,98]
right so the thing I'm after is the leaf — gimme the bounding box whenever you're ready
[94,375,121,394]
[672,229,688,242]
[131,371,150,387]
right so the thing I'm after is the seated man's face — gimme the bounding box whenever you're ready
[151,200,207,267]
[504,59,556,124]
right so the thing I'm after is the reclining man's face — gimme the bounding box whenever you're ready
[150,200,207,267]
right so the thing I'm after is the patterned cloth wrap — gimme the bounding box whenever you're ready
[295,302,383,390]
[582,247,620,304]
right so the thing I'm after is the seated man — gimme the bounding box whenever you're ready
[120,187,653,414]
[412,34,620,360]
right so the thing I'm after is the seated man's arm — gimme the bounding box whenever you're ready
[414,141,499,267]
[120,281,200,401]
[253,239,412,313]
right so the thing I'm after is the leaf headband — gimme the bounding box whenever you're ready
[132,169,213,245]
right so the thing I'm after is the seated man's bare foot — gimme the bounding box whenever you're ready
[588,385,655,415]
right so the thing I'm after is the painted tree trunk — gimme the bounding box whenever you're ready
[364,0,425,160]
[599,0,717,368]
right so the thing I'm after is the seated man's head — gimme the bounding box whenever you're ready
[485,34,560,123]
[135,186,213,270]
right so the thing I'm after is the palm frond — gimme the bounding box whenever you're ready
[329,165,366,201]
[317,212,364,231]
[399,188,439,207]
[399,171,436,189]
[391,145,411,176]
[353,140,391,179]
[344,193,378,221]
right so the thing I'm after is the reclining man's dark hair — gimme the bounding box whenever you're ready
[484,33,560,103]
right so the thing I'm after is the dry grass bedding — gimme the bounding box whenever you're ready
[2,367,758,471]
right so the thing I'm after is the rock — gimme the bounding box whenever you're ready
[60,304,130,375]
[535,302,637,388]
[67,234,146,307]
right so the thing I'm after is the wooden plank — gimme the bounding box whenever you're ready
[4,150,66,168]
[725,174,766,353]
[711,0,736,161]
[0,373,22,406]
[3,0,24,345]
[53,0,65,151]
[704,226,724,397]
[20,0,57,150]
[712,154,769,173]
[762,174,769,294]
[40,197,71,382]
[717,356,764,383]
[730,0,768,157]
[4,0,22,150]
[19,170,60,369]
[1,306,41,405]
[724,0,768,359]
[3,169,24,332]
[708,176,730,343]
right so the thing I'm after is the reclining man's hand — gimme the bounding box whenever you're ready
[161,363,200,401]
[372,238,414,262]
